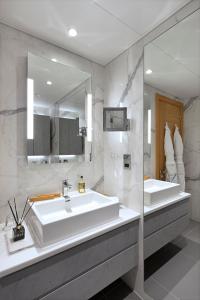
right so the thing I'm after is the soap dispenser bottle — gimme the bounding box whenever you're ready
[78,176,85,193]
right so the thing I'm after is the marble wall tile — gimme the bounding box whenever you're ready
[104,40,143,212]
[184,97,200,222]
[0,23,104,221]
[103,39,144,295]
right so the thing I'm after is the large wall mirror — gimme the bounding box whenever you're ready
[143,9,200,299]
[27,53,92,164]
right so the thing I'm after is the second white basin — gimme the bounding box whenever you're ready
[28,190,119,246]
[144,179,181,206]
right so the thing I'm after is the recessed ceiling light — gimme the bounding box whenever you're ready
[146,69,153,75]
[68,27,78,37]
[51,58,57,62]
[46,81,52,85]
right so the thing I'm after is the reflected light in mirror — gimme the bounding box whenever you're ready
[46,81,52,85]
[148,109,151,145]
[59,155,76,159]
[146,69,152,75]
[68,27,78,37]
[27,78,34,139]
[87,93,92,142]
[28,156,47,159]
[58,155,76,162]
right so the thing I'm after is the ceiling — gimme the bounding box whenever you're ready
[0,0,191,65]
[144,9,200,101]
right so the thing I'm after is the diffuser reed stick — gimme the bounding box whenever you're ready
[8,200,19,226]
[19,197,29,224]
[14,197,19,224]
[20,201,34,224]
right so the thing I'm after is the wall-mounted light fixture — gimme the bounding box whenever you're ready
[87,93,92,142]
[27,78,34,139]
[148,109,151,144]
[119,102,123,143]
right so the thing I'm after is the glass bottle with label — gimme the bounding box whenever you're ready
[78,176,85,193]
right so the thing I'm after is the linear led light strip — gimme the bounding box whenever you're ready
[27,78,34,139]
[119,102,123,143]
[87,93,92,142]
[148,109,151,145]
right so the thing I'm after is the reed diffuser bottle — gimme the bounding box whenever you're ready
[78,176,85,193]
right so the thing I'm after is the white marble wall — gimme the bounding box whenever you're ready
[184,97,200,222]
[104,40,144,295]
[104,42,144,212]
[0,23,104,221]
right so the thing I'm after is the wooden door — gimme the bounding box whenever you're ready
[155,93,184,180]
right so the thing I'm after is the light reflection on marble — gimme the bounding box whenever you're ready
[0,23,104,222]
[184,97,200,222]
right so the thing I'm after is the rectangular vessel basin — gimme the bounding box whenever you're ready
[144,179,181,206]
[28,190,119,246]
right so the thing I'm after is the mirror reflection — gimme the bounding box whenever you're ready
[144,9,200,297]
[27,53,91,163]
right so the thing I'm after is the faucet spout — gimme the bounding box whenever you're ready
[62,179,72,211]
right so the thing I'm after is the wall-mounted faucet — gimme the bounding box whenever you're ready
[62,179,72,202]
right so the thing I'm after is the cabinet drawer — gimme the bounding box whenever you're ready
[144,199,189,238]
[0,221,138,300]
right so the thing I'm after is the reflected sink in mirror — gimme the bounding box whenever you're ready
[144,179,181,206]
[28,190,119,246]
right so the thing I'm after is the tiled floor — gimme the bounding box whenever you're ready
[144,220,200,300]
[89,278,140,300]
[89,221,200,300]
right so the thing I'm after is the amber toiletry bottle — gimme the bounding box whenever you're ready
[78,176,85,193]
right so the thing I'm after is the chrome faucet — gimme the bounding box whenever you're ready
[62,179,72,202]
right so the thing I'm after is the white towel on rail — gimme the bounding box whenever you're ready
[174,125,185,191]
[164,123,177,182]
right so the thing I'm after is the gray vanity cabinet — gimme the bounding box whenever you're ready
[59,118,84,155]
[0,220,139,300]
[144,198,190,259]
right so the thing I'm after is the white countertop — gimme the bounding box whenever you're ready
[144,192,191,216]
[0,205,140,278]
[0,192,191,278]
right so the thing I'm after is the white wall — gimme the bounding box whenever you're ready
[0,23,104,221]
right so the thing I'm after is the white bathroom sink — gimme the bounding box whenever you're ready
[28,190,119,246]
[144,179,181,206]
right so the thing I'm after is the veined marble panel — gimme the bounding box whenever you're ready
[104,40,144,212]
[184,97,200,222]
[0,23,104,222]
